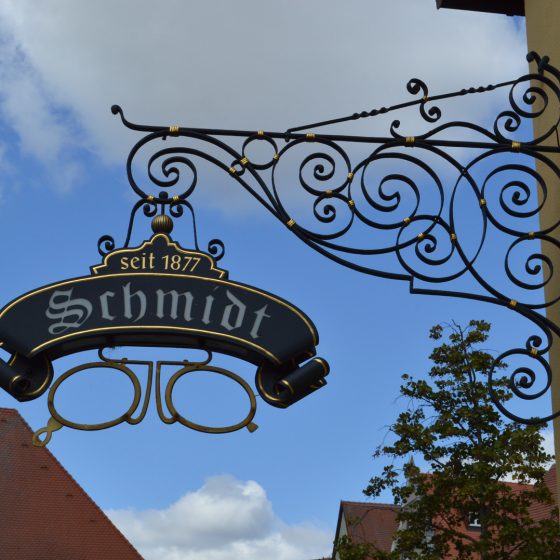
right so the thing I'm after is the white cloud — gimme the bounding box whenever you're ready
[0,0,526,197]
[0,31,85,191]
[106,475,332,560]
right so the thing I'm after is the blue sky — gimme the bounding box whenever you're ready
[0,2,552,559]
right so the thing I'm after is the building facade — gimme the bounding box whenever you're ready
[332,466,557,558]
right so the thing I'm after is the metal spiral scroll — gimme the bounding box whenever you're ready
[32,349,258,446]
[109,52,560,424]
[97,109,226,261]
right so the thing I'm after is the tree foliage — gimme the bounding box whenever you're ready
[338,320,560,560]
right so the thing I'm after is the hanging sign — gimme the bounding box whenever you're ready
[0,232,329,412]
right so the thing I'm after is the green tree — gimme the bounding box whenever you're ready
[338,320,560,560]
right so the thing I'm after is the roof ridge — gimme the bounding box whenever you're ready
[341,500,398,509]
[0,407,18,414]
[502,480,535,487]
[2,408,144,560]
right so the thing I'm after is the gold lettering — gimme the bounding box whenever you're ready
[182,256,192,271]
[130,256,140,270]
[120,257,129,270]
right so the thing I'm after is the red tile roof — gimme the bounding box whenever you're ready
[333,466,558,559]
[337,501,398,555]
[0,408,144,560]
[529,464,557,522]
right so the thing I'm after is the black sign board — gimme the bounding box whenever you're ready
[0,233,329,412]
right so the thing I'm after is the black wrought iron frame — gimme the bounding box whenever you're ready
[104,51,560,425]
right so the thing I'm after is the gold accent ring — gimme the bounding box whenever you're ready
[164,365,258,434]
[47,362,142,432]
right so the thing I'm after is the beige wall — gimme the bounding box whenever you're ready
[524,0,560,506]
[334,515,348,560]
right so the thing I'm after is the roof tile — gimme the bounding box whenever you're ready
[342,501,398,553]
[0,408,144,560]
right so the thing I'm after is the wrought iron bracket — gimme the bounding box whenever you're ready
[106,52,560,425]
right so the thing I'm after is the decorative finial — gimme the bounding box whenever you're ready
[151,214,174,234]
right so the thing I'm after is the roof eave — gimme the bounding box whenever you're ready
[436,0,525,17]
[331,502,346,560]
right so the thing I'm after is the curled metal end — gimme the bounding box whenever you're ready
[32,417,63,447]
[247,422,258,433]
[208,239,225,261]
[110,104,157,132]
[111,104,129,127]
[97,235,116,257]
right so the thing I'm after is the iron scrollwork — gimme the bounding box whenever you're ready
[107,52,560,425]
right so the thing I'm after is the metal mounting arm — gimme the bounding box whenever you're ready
[106,52,560,424]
